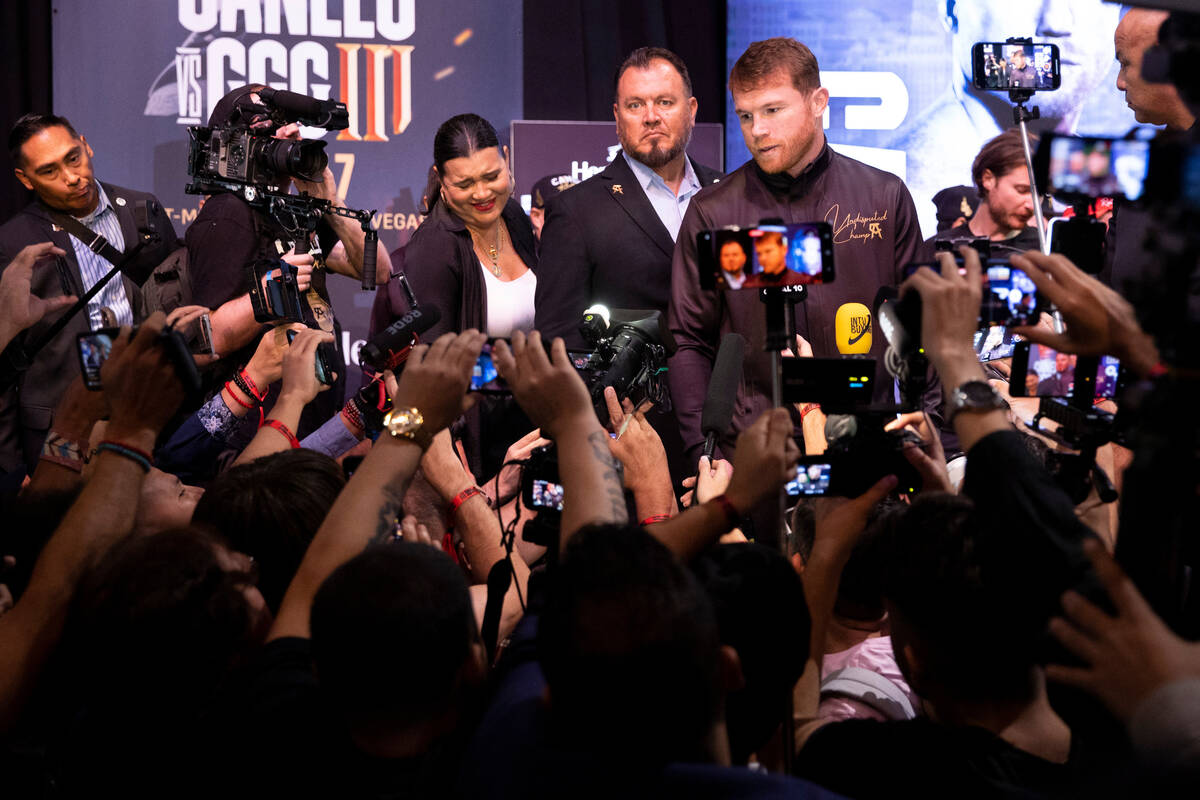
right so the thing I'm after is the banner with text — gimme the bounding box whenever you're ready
[53,0,522,383]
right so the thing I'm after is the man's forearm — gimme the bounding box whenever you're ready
[270,435,422,640]
[555,423,628,545]
[210,294,262,355]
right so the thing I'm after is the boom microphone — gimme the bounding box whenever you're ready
[700,333,746,461]
[361,305,442,371]
[257,87,349,130]
[834,302,873,354]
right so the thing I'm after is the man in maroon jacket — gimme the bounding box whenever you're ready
[668,38,922,461]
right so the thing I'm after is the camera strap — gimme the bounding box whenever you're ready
[46,209,125,266]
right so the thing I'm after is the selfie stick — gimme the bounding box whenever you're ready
[1005,38,1050,254]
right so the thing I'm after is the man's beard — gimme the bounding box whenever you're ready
[632,123,693,170]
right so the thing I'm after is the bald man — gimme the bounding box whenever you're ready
[1115,9,1195,131]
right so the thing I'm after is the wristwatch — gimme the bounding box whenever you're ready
[946,380,1007,423]
[382,407,432,449]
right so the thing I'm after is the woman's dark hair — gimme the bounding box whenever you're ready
[423,113,501,211]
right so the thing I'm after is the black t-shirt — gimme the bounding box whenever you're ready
[185,192,345,436]
[210,637,453,799]
[796,718,1087,798]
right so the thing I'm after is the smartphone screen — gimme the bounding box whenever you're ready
[786,461,834,497]
[529,479,564,511]
[972,42,1060,91]
[974,325,1022,362]
[902,261,1040,326]
[1010,342,1121,399]
[76,329,120,390]
[470,342,511,393]
[1046,135,1149,202]
[700,222,834,290]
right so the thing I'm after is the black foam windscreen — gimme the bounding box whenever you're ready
[701,332,746,438]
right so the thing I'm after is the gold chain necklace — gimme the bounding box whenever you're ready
[477,225,502,277]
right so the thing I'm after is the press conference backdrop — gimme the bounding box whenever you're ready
[725,0,1145,238]
[52,0,522,387]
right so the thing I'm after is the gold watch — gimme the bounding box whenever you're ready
[382,407,432,449]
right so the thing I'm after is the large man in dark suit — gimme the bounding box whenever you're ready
[0,113,175,475]
[534,47,723,349]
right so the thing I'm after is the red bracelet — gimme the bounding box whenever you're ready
[1148,361,1169,378]
[223,381,254,410]
[262,418,300,449]
[237,369,267,401]
[799,402,821,421]
[640,514,671,526]
[450,486,485,513]
[708,494,741,528]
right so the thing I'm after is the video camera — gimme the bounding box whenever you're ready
[575,306,676,425]
[186,88,347,193]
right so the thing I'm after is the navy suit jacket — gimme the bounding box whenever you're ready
[534,153,722,348]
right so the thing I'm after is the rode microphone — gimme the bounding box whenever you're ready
[834,302,873,354]
[257,87,349,130]
[361,305,442,372]
[700,333,746,461]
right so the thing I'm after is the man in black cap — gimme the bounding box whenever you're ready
[185,84,388,436]
[527,173,575,242]
[0,112,176,476]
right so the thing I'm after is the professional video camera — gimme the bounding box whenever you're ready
[185,86,379,290]
[186,87,347,193]
[574,305,676,424]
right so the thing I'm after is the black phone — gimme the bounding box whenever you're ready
[1035,134,1150,203]
[1009,342,1122,401]
[785,458,835,497]
[974,326,1022,362]
[521,445,563,512]
[76,328,120,390]
[971,42,1060,91]
[902,259,1042,327]
[698,222,834,290]
[250,259,305,323]
[470,341,509,394]
[781,357,875,412]
[286,328,338,386]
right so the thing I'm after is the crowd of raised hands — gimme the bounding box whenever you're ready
[0,242,1196,796]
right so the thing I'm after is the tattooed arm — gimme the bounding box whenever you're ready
[492,332,627,546]
[268,331,487,642]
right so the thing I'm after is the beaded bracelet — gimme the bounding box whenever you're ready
[262,418,300,449]
[95,440,154,472]
[234,369,267,402]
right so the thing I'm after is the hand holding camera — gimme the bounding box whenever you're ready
[726,407,801,514]
[1010,251,1160,377]
[280,327,335,405]
[492,331,599,440]
[99,312,187,444]
[390,330,487,436]
[901,247,988,386]
[0,242,74,349]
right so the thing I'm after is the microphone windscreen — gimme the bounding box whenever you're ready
[835,302,873,354]
[700,333,746,437]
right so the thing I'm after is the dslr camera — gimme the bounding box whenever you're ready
[574,306,676,424]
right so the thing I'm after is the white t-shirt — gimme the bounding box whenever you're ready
[481,262,537,339]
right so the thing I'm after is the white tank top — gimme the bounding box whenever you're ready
[480,262,537,339]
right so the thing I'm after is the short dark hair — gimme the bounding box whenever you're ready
[539,524,723,764]
[9,112,80,166]
[972,128,1034,199]
[613,47,694,102]
[191,449,346,614]
[883,493,1042,702]
[310,543,479,731]
[729,38,820,95]
[692,543,809,765]
[425,113,501,210]
[68,526,261,713]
